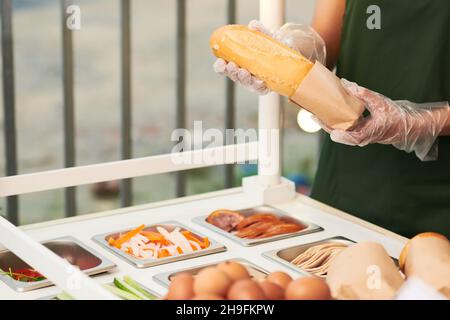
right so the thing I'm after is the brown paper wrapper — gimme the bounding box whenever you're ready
[289,61,365,130]
[326,242,404,300]
[404,237,450,298]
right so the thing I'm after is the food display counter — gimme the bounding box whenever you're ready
[0,187,407,300]
[1,0,448,301]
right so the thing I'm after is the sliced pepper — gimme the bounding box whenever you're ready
[140,231,165,241]
[201,237,210,249]
[107,237,115,246]
[158,249,171,258]
[182,231,209,249]
[112,224,146,249]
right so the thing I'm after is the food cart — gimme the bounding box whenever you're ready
[0,0,409,300]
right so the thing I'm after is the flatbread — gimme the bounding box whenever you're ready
[290,242,347,277]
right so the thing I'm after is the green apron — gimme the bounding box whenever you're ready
[310,0,450,238]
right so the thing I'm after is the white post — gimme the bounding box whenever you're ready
[0,217,118,300]
[257,0,285,186]
[243,0,295,204]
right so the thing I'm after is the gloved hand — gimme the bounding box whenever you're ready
[320,79,450,161]
[213,20,326,95]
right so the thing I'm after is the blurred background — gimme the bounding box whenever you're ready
[0,0,320,225]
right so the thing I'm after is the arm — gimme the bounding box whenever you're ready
[322,80,450,161]
[311,0,346,69]
[440,110,450,135]
[312,1,450,152]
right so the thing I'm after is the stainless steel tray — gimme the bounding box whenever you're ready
[153,258,269,287]
[38,279,161,300]
[264,236,399,277]
[92,220,226,268]
[0,236,116,292]
[193,205,323,246]
[263,236,354,276]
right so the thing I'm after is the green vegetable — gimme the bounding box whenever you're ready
[113,277,150,300]
[104,284,140,300]
[123,275,157,300]
[56,292,74,300]
[52,276,157,300]
[0,268,45,282]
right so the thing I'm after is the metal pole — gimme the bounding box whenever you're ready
[175,0,187,197]
[225,0,236,188]
[280,98,285,176]
[257,0,284,186]
[61,0,77,217]
[120,0,133,207]
[0,0,19,225]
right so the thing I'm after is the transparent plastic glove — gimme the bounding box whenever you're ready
[273,22,326,65]
[321,79,450,161]
[213,20,326,95]
[213,58,270,94]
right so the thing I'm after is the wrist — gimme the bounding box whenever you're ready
[437,107,450,135]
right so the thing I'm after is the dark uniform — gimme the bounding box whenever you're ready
[311,0,450,238]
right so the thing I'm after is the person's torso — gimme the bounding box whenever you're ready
[311,0,450,238]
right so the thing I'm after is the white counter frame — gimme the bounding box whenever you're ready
[0,188,406,300]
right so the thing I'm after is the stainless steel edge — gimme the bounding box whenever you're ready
[0,236,116,292]
[37,279,161,300]
[262,236,355,276]
[153,257,269,287]
[192,205,324,246]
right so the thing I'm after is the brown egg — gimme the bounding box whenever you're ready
[194,267,231,296]
[266,271,293,289]
[217,261,250,281]
[166,273,194,300]
[192,293,224,300]
[227,279,266,300]
[258,281,285,300]
[285,277,331,300]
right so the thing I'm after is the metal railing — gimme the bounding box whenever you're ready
[119,0,133,207]
[1,0,18,225]
[0,0,239,224]
[175,0,187,197]
[225,0,237,189]
[61,0,77,217]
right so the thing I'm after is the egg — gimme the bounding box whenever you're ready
[258,281,285,300]
[217,261,250,281]
[192,293,224,300]
[266,271,293,289]
[194,267,231,296]
[227,279,266,300]
[285,277,331,300]
[166,273,194,300]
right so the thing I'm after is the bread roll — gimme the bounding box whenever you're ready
[210,25,365,130]
[326,242,404,300]
[210,25,314,97]
[399,233,450,298]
